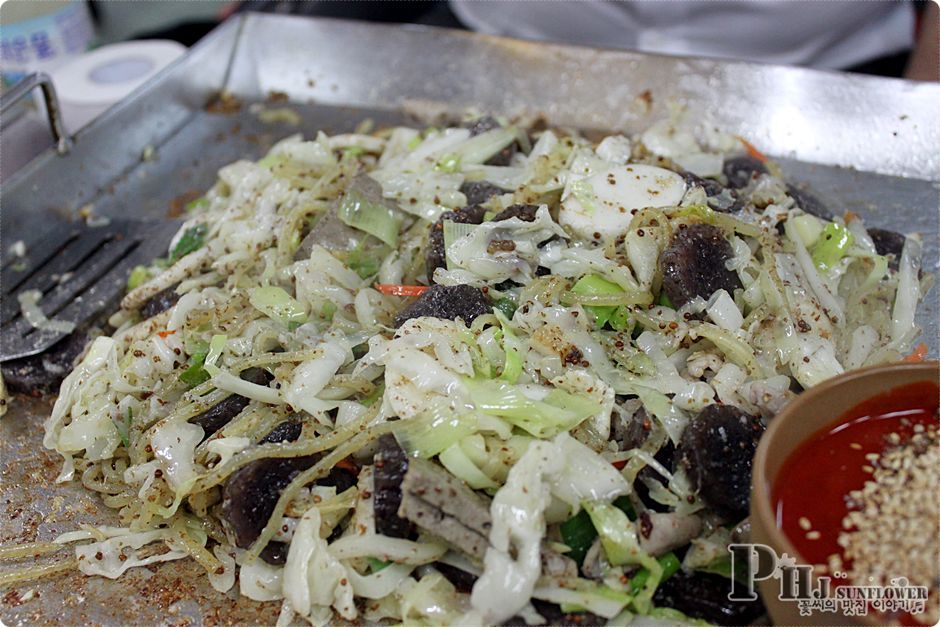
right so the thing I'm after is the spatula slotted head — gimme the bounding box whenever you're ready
[1,218,180,362]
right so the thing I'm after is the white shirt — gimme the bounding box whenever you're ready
[451,0,915,70]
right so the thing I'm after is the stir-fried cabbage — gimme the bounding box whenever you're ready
[20,112,930,625]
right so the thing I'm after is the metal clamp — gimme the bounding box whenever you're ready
[1,72,73,155]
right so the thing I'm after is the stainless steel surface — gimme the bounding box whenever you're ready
[0,219,180,361]
[0,397,281,626]
[1,72,73,155]
[227,18,940,180]
[1,13,937,625]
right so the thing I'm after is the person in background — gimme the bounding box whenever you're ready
[905,0,939,80]
[228,0,937,81]
[60,0,939,81]
[450,0,938,81]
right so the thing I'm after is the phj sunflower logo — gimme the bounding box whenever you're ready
[727,544,928,617]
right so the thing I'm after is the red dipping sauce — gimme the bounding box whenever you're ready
[772,380,939,624]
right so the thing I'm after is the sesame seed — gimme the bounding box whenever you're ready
[806,530,821,540]
[798,516,812,531]
[835,422,938,619]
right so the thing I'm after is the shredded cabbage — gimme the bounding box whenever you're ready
[30,114,930,623]
[75,528,189,579]
[18,289,76,334]
[470,433,630,623]
[249,285,308,327]
[471,439,562,623]
[463,378,601,438]
[584,502,661,612]
[283,506,356,621]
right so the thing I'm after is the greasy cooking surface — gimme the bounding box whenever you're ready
[0,398,281,625]
[1,13,938,625]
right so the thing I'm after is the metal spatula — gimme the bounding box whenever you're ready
[1,218,181,362]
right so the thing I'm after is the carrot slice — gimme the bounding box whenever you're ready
[736,135,769,163]
[335,458,360,475]
[375,284,430,297]
[903,343,928,362]
[157,330,177,338]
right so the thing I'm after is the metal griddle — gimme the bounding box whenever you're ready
[1,13,938,626]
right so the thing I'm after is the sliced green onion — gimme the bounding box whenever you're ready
[179,361,210,387]
[183,335,208,355]
[628,552,681,596]
[568,274,630,327]
[185,197,209,212]
[559,509,598,566]
[696,555,734,579]
[337,189,402,247]
[345,245,384,279]
[367,557,391,573]
[812,222,854,271]
[492,297,517,319]
[608,305,632,333]
[571,274,622,321]
[562,284,653,310]
[406,135,422,151]
[249,286,308,328]
[572,274,624,296]
[562,292,649,308]
[583,501,661,613]
[559,497,636,567]
[179,342,210,387]
[613,495,637,520]
[127,265,150,291]
[170,224,208,263]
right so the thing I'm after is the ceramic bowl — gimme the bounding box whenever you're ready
[750,361,939,625]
